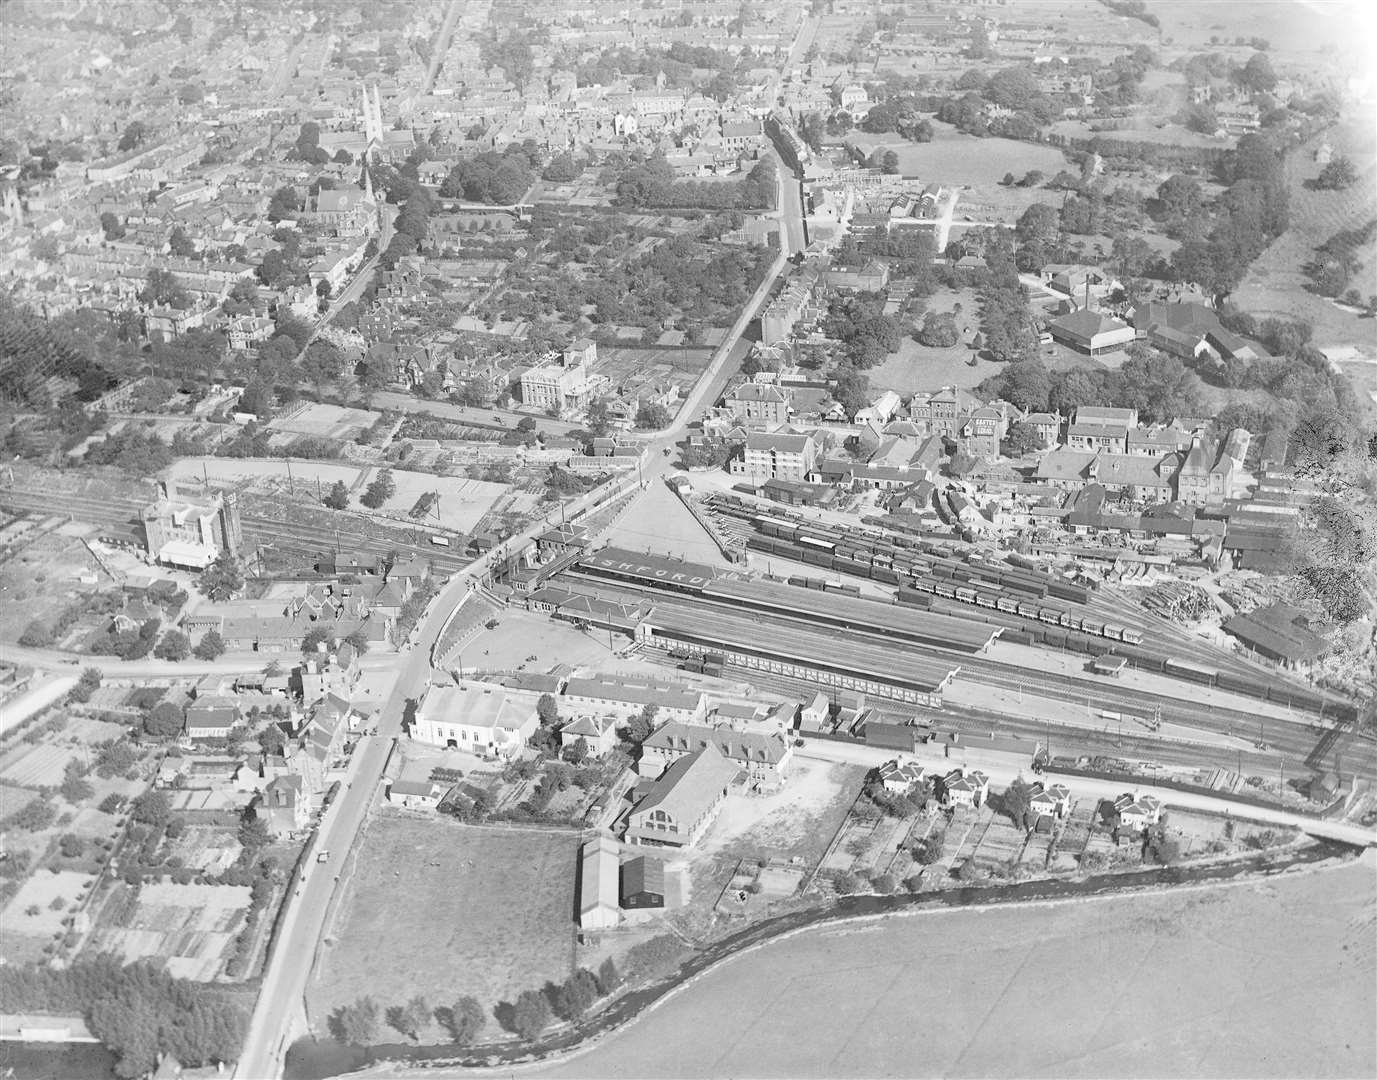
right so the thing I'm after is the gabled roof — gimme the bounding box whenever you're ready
[633,743,740,822]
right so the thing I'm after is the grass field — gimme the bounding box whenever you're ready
[1233,114,1377,353]
[849,123,1069,187]
[527,856,1377,1079]
[312,816,580,1034]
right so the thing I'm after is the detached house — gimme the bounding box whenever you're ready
[1114,792,1163,831]
[723,378,792,427]
[941,768,989,808]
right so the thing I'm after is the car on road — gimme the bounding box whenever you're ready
[316,851,330,863]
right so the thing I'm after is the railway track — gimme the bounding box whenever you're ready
[0,487,475,576]
[555,570,1372,778]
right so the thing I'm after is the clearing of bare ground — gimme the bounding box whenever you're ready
[309,817,579,1041]
[515,855,1376,1080]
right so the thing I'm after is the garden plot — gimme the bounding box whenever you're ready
[87,881,251,980]
[168,827,243,874]
[971,816,1027,873]
[0,742,78,788]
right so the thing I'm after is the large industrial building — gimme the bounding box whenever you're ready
[140,484,243,569]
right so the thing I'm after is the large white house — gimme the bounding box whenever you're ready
[412,681,539,758]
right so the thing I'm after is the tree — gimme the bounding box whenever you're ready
[510,989,552,1040]
[117,120,148,153]
[301,340,344,395]
[916,311,960,348]
[1313,155,1358,191]
[360,468,396,509]
[1237,51,1277,94]
[623,704,658,744]
[393,995,431,1039]
[153,630,190,662]
[880,150,900,175]
[537,693,560,726]
[344,629,369,655]
[596,957,622,995]
[323,480,350,511]
[336,996,380,1045]
[100,211,125,240]
[563,736,589,765]
[167,226,195,258]
[267,186,299,222]
[999,776,1034,828]
[138,269,190,309]
[446,996,485,1044]
[1003,420,1044,457]
[60,761,94,805]
[199,550,243,601]
[301,626,333,654]
[555,969,600,1020]
[585,397,612,437]
[1015,203,1059,246]
[913,835,944,865]
[131,789,171,828]
[635,401,672,429]
[70,666,103,704]
[193,630,225,661]
[145,701,184,737]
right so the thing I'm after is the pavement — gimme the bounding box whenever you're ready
[0,672,78,737]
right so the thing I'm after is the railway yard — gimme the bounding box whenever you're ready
[532,493,1374,789]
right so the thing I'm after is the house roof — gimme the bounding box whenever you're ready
[564,675,703,712]
[1050,308,1130,339]
[390,778,442,798]
[418,683,536,733]
[645,720,791,765]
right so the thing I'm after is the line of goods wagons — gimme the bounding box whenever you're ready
[741,512,1351,720]
[745,515,1141,643]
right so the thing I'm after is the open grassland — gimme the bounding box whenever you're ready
[527,856,1377,1080]
[849,123,1069,187]
[1233,115,1377,351]
[311,816,579,1032]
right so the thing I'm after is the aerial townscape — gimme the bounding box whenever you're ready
[1,0,1375,1078]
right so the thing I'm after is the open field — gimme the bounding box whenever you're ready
[1,870,90,963]
[527,856,1377,1079]
[1150,0,1368,69]
[266,402,377,442]
[868,329,1100,396]
[849,124,1069,186]
[311,817,579,1030]
[1233,114,1377,354]
[167,457,507,534]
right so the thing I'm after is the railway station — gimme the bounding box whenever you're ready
[637,606,961,707]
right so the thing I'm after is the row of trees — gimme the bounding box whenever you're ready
[0,958,248,1078]
[332,957,625,1048]
[439,144,539,205]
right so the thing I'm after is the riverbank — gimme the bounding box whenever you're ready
[284,841,1373,1079]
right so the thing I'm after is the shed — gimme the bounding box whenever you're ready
[620,854,666,909]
